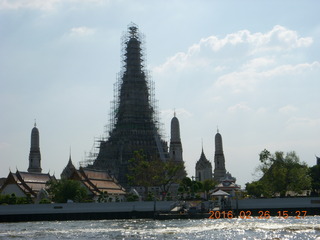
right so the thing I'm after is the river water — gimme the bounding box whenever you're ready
[1,216,320,239]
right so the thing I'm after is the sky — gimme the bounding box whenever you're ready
[1,0,320,188]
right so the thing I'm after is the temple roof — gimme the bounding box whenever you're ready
[0,170,55,197]
[70,167,126,196]
[196,148,212,170]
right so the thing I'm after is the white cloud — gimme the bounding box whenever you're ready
[161,108,193,120]
[279,105,298,114]
[0,0,105,10]
[69,26,96,37]
[215,61,320,93]
[286,117,320,128]
[0,0,59,10]
[155,25,313,75]
[227,102,252,113]
[241,57,275,70]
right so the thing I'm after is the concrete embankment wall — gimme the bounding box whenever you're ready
[0,201,176,222]
[230,197,320,216]
[231,197,320,209]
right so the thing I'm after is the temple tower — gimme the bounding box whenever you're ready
[92,23,168,186]
[195,147,212,181]
[169,112,183,162]
[28,122,42,173]
[61,152,76,179]
[213,129,226,181]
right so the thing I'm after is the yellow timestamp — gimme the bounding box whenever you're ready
[208,210,308,219]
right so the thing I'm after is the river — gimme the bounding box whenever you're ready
[1,216,320,239]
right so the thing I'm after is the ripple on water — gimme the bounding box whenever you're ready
[0,216,320,239]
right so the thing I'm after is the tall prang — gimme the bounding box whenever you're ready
[92,23,169,186]
[28,122,42,173]
[213,129,226,181]
[169,112,183,162]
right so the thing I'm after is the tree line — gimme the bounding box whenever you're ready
[246,149,320,197]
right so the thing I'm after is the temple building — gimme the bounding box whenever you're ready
[195,147,212,181]
[0,170,55,200]
[213,172,240,197]
[88,23,185,186]
[0,123,55,201]
[169,112,183,162]
[213,130,227,182]
[28,122,42,173]
[68,167,126,202]
[60,153,76,179]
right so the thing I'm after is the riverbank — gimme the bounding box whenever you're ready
[0,197,319,222]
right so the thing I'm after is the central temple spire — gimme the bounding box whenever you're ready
[92,23,168,186]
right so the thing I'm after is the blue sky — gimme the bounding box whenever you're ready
[1,0,320,187]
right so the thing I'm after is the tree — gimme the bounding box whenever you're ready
[245,181,266,198]
[246,149,311,197]
[46,179,87,203]
[309,165,320,196]
[0,193,32,205]
[202,179,217,200]
[98,191,109,203]
[178,177,203,199]
[127,150,186,200]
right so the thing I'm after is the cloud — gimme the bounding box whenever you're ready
[160,108,193,119]
[286,117,320,129]
[154,25,313,75]
[0,0,59,10]
[227,102,252,113]
[69,26,96,37]
[278,105,298,114]
[0,0,105,11]
[215,61,320,93]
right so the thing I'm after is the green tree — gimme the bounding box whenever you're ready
[46,179,87,203]
[246,150,311,197]
[246,181,267,198]
[178,177,203,199]
[202,179,217,200]
[127,150,155,199]
[98,191,109,203]
[0,193,32,205]
[309,165,320,196]
[127,150,186,200]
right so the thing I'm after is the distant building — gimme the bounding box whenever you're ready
[169,112,183,162]
[28,122,42,173]
[0,178,5,189]
[90,24,170,186]
[213,172,240,197]
[68,167,126,202]
[213,130,227,182]
[60,154,76,179]
[0,123,55,201]
[195,148,212,181]
[317,156,320,166]
[0,170,55,199]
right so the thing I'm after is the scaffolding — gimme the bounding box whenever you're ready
[106,22,164,140]
[83,23,168,175]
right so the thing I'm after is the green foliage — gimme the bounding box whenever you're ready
[126,193,139,202]
[309,165,320,196]
[46,179,88,203]
[202,179,217,200]
[178,177,203,199]
[246,181,268,198]
[127,150,186,200]
[97,191,109,203]
[246,149,311,197]
[0,193,32,205]
[39,198,51,204]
